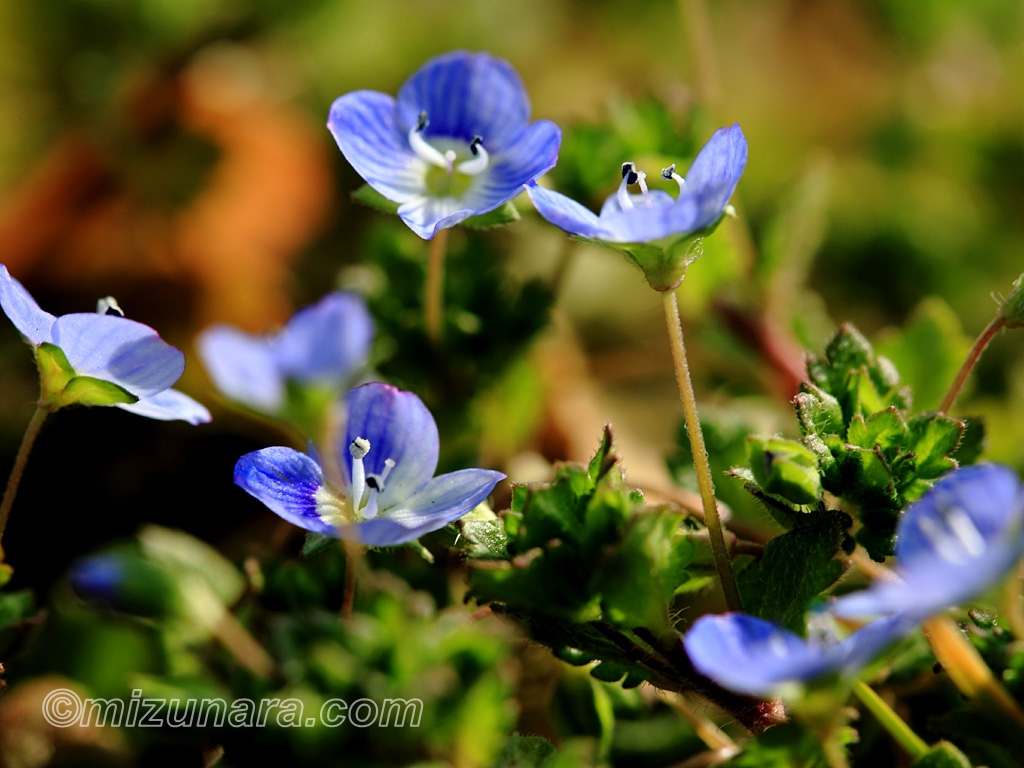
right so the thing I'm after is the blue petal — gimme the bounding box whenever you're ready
[341,383,439,509]
[234,447,336,535]
[271,292,374,382]
[338,468,503,545]
[116,389,212,424]
[69,554,124,602]
[470,119,561,201]
[598,190,676,218]
[396,51,530,150]
[598,195,705,243]
[685,614,839,697]
[51,314,185,398]
[328,90,426,203]
[0,264,56,345]
[832,464,1024,621]
[684,613,912,698]
[526,183,605,239]
[684,124,748,201]
[397,195,477,240]
[197,325,283,412]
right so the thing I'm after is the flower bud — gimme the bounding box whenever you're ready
[746,436,823,506]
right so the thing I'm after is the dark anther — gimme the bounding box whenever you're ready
[621,162,638,185]
[105,306,124,317]
[416,111,429,132]
[366,477,381,491]
[661,164,676,180]
[470,136,483,155]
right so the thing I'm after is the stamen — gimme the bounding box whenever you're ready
[456,136,489,175]
[636,170,652,207]
[444,149,457,174]
[349,437,370,513]
[96,296,124,317]
[366,458,396,492]
[617,162,637,210]
[408,112,450,169]
[662,164,686,195]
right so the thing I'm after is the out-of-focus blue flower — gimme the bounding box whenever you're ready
[327,50,561,240]
[234,382,504,546]
[684,612,915,698]
[832,464,1024,622]
[527,125,747,290]
[0,264,209,423]
[197,291,374,416]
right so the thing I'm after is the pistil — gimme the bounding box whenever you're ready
[347,436,396,520]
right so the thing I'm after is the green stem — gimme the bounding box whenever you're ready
[852,680,928,760]
[0,406,49,558]
[939,315,1005,414]
[662,289,741,611]
[424,227,448,345]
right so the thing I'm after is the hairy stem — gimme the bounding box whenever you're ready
[852,680,928,759]
[663,290,741,611]
[0,406,49,558]
[939,315,1005,414]
[424,228,449,345]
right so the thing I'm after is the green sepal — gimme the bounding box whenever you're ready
[36,343,138,409]
[302,531,337,557]
[746,435,823,507]
[351,183,400,214]
[794,385,845,438]
[998,272,1024,328]
[597,230,709,292]
[463,200,520,229]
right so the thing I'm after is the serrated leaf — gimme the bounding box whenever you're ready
[737,513,847,634]
[912,741,973,768]
[846,406,908,450]
[463,200,520,229]
[906,413,964,480]
[351,183,400,214]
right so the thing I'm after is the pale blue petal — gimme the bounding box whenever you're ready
[598,195,704,243]
[0,264,56,345]
[396,51,529,149]
[685,613,913,698]
[271,292,374,382]
[116,389,211,424]
[341,383,439,508]
[234,447,336,535]
[51,314,184,398]
[598,190,675,218]
[397,195,475,240]
[197,325,284,412]
[684,124,748,198]
[526,183,604,239]
[327,90,426,203]
[832,464,1024,621]
[339,469,504,546]
[468,119,561,203]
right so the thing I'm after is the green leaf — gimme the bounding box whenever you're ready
[351,183,400,214]
[912,741,973,768]
[846,406,908,451]
[737,513,847,634]
[746,435,823,506]
[494,734,558,768]
[463,200,520,229]
[906,413,964,480]
[301,532,336,557]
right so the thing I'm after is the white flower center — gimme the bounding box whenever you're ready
[617,162,654,210]
[348,436,395,520]
[408,112,490,198]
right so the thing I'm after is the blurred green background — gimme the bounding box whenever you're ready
[0,0,1022,765]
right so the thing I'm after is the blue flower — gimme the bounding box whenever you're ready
[527,124,747,290]
[684,612,915,698]
[327,50,561,240]
[197,292,374,416]
[832,464,1024,622]
[234,382,505,546]
[0,264,210,423]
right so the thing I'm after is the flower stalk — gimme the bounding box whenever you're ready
[663,289,741,611]
[851,680,928,760]
[0,405,48,556]
[425,228,448,344]
[938,315,1005,414]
